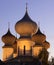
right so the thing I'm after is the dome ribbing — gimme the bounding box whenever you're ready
[32,28,46,43]
[2,29,16,45]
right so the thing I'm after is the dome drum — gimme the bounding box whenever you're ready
[17,38,35,51]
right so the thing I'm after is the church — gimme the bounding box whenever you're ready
[1,5,50,65]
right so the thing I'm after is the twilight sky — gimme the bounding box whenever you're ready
[0,0,54,60]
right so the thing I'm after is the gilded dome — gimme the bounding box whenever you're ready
[15,11,38,36]
[32,28,46,43]
[43,41,50,49]
[2,29,16,45]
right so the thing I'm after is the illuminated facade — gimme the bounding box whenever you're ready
[2,7,50,65]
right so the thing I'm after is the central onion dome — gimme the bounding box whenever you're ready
[15,10,38,36]
[43,41,50,49]
[32,28,46,43]
[2,29,16,45]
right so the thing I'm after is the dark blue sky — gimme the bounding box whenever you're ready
[0,0,54,60]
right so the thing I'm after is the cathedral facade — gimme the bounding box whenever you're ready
[1,7,50,65]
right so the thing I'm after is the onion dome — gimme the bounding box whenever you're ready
[2,29,16,45]
[32,28,46,43]
[15,8,38,36]
[43,41,50,49]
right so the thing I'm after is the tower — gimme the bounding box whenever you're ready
[15,6,38,56]
[2,25,16,61]
[32,28,46,57]
[32,28,50,63]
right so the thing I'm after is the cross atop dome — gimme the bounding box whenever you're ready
[26,3,28,12]
[38,21,40,29]
[8,22,10,31]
